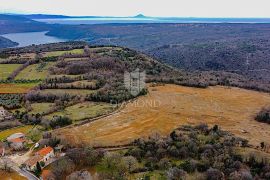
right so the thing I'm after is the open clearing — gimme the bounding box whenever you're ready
[0,83,38,94]
[30,103,54,114]
[45,102,115,121]
[0,64,21,80]
[55,84,270,147]
[15,62,55,80]
[38,89,94,96]
[42,49,84,57]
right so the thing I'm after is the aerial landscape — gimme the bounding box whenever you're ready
[0,0,270,180]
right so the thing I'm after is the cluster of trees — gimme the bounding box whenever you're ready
[48,124,270,179]
[122,124,268,179]
[255,107,270,124]
[25,91,78,103]
[0,94,23,109]
[49,147,104,179]
[49,116,72,129]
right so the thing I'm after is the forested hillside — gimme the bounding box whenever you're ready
[0,36,18,48]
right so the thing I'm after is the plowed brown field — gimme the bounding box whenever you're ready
[55,84,270,147]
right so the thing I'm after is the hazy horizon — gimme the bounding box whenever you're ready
[0,0,270,18]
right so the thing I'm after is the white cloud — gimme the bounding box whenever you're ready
[0,0,269,17]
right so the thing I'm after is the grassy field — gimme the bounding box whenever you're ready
[45,102,114,121]
[55,84,270,147]
[64,57,89,62]
[15,62,55,80]
[39,89,95,96]
[31,103,54,114]
[0,64,21,80]
[0,170,27,180]
[0,83,38,94]
[0,125,34,141]
[42,49,84,57]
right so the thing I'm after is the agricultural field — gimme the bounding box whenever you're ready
[0,64,20,80]
[15,62,55,80]
[38,89,95,96]
[45,102,115,121]
[64,57,89,62]
[0,125,34,141]
[41,49,84,57]
[0,83,38,94]
[30,102,54,114]
[55,84,270,147]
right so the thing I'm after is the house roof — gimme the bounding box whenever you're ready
[7,133,25,141]
[37,146,53,156]
[10,137,25,143]
[24,155,43,167]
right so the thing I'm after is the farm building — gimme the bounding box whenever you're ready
[0,106,13,121]
[7,132,26,150]
[24,146,55,171]
[24,155,43,171]
[36,146,55,163]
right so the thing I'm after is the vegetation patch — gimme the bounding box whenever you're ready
[255,107,270,124]
[0,94,23,109]
[45,102,114,121]
[15,62,55,80]
[0,83,38,94]
[42,49,84,57]
[0,64,21,80]
[30,103,54,114]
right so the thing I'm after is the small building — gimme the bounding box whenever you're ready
[7,133,26,150]
[9,138,26,150]
[0,142,5,156]
[24,155,43,171]
[0,106,13,121]
[36,146,55,164]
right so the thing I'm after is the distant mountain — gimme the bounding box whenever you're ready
[134,14,147,18]
[19,14,71,19]
[0,36,18,48]
[0,14,51,34]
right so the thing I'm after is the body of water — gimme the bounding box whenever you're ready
[2,31,66,47]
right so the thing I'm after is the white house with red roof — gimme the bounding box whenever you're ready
[23,146,55,171]
[36,146,55,163]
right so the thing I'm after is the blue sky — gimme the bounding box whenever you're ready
[0,0,269,17]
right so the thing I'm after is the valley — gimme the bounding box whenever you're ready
[0,42,269,179]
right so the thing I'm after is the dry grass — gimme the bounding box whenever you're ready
[0,83,38,94]
[0,170,27,180]
[55,84,270,147]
